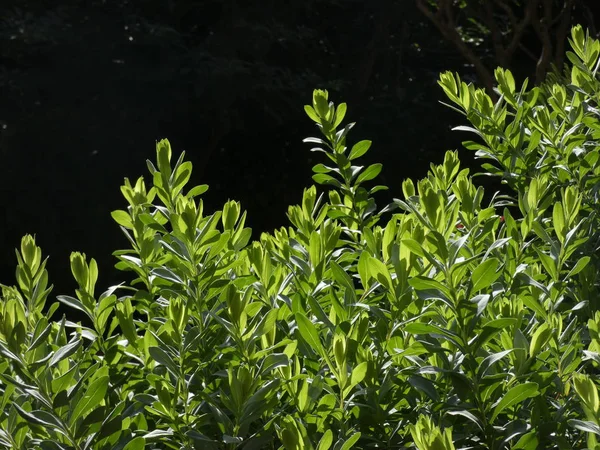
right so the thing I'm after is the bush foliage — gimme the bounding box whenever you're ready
[1,25,600,450]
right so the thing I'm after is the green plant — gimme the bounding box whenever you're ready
[1,23,600,450]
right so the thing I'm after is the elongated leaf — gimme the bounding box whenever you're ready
[349,140,372,160]
[491,382,539,422]
[339,432,361,450]
[70,375,109,425]
[471,258,500,292]
[356,164,382,184]
[529,323,551,358]
[367,257,393,291]
[313,173,342,187]
[149,346,180,374]
[56,295,93,321]
[49,336,82,367]
[569,419,600,435]
[187,184,209,198]
[350,362,368,388]
[261,353,289,376]
[332,103,347,127]
[357,251,371,288]
[567,256,590,278]
[478,350,513,378]
[317,429,333,450]
[330,261,354,292]
[446,409,483,432]
[304,105,320,122]
[123,437,146,450]
[513,430,539,450]
[14,405,65,431]
[111,210,133,229]
[27,322,52,352]
[483,238,512,260]
[409,276,452,299]
[408,375,439,401]
[295,313,325,357]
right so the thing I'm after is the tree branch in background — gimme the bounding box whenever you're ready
[531,0,554,83]
[499,0,538,65]
[484,1,507,65]
[416,0,581,88]
[553,0,575,70]
[415,0,496,95]
[580,3,597,37]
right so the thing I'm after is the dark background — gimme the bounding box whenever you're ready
[1,0,599,301]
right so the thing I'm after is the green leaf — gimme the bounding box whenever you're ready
[529,323,552,358]
[534,248,558,281]
[172,161,192,193]
[330,261,354,292]
[313,173,341,187]
[123,437,146,450]
[115,298,138,345]
[350,362,368,388]
[356,163,382,184]
[49,336,82,367]
[27,322,53,352]
[96,294,116,334]
[567,256,590,278]
[295,313,325,357]
[569,419,600,436]
[339,432,361,450]
[149,346,180,375]
[478,349,513,378]
[471,258,501,292]
[312,164,333,174]
[573,374,600,413]
[187,184,209,198]
[486,318,517,329]
[491,382,539,422]
[305,105,321,122]
[357,251,371,288]
[317,430,333,450]
[446,409,483,432]
[553,202,566,242]
[348,140,372,160]
[313,90,329,117]
[14,405,65,431]
[366,257,393,291]
[261,353,289,376]
[334,103,347,127]
[156,139,172,179]
[56,295,92,321]
[512,431,539,450]
[70,375,109,425]
[111,210,133,229]
[408,276,452,300]
[408,375,439,401]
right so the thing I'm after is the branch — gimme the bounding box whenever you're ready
[484,1,507,65]
[531,0,554,82]
[415,0,496,96]
[518,43,540,63]
[503,0,538,63]
[492,0,518,29]
[552,0,575,70]
[581,2,597,37]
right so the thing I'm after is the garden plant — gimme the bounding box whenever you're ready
[2,24,600,450]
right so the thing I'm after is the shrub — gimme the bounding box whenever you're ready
[1,24,600,450]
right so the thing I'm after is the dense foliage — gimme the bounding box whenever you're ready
[1,24,600,450]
